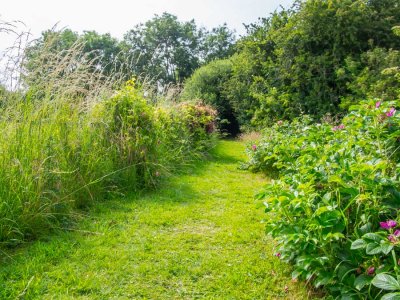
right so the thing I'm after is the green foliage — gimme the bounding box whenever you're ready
[0,141,310,299]
[123,13,201,85]
[200,24,236,63]
[181,59,240,135]
[223,0,400,127]
[343,48,400,108]
[121,13,235,85]
[24,29,125,85]
[0,79,216,247]
[23,14,236,89]
[245,99,400,298]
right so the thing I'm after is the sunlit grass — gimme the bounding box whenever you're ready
[0,140,313,299]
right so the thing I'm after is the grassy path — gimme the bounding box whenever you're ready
[1,140,310,299]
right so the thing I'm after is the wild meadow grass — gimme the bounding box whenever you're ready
[0,31,216,246]
[0,83,216,246]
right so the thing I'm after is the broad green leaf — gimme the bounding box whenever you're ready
[354,274,371,291]
[351,239,367,250]
[382,293,400,300]
[381,242,395,255]
[372,274,400,291]
[363,232,383,242]
[314,206,330,216]
[366,242,383,255]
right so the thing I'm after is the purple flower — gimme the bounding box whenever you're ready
[386,107,396,117]
[380,220,397,230]
[376,101,382,109]
[367,266,375,275]
[252,144,257,151]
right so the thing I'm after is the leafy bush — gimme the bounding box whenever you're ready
[245,100,400,298]
[0,79,216,247]
[181,59,240,136]
[224,0,400,127]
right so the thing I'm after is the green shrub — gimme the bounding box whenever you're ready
[0,79,216,246]
[245,99,400,298]
[225,0,400,127]
[181,59,240,136]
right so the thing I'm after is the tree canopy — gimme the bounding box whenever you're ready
[185,0,400,131]
[23,13,236,88]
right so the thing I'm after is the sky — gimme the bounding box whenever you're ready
[0,0,294,50]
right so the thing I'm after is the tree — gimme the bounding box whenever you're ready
[80,31,124,77]
[123,13,236,86]
[224,0,400,127]
[200,24,236,63]
[123,13,201,85]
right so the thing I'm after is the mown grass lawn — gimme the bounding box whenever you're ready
[0,140,312,299]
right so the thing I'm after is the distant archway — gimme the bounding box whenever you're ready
[219,109,240,137]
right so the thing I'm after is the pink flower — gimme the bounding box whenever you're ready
[386,107,396,117]
[252,144,257,151]
[375,101,381,108]
[332,124,345,131]
[380,220,397,230]
[367,266,375,275]
[275,252,281,258]
[389,230,400,243]
[277,120,283,125]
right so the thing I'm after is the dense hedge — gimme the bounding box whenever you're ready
[183,0,400,131]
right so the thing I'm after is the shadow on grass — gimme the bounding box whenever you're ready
[0,141,243,267]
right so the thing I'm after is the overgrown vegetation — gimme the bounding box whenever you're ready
[183,0,400,132]
[2,0,400,298]
[245,100,400,298]
[0,31,216,247]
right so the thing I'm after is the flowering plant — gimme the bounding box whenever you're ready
[246,99,400,298]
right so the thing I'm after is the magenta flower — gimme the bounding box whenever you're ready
[380,220,397,230]
[338,124,345,130]
[386,107,396,117]
[252,144,257,151]
[275,252,281,258]
[375,101,382,109]
[367,266,375,275]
